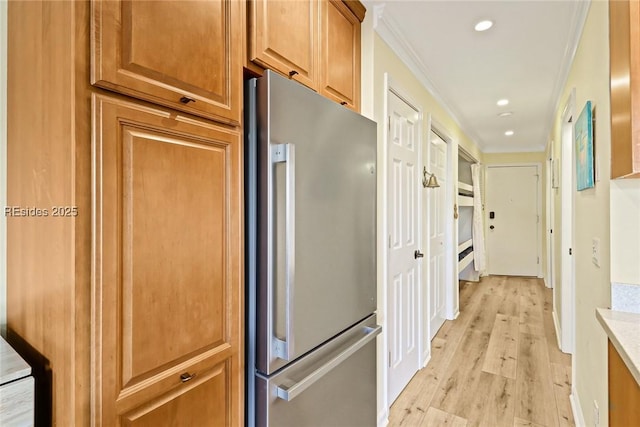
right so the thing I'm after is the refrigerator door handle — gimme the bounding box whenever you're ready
[275,325,381,401]
[272,143,295,361]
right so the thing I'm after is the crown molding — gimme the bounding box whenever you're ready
[543,0,591,141]
[372,5,485,151]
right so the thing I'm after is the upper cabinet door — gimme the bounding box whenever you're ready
[320,0,361,111]
[609,0,640,178]
[92,0,242,125]
[249,0,318,90]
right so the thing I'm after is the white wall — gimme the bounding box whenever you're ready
[1,0,7,337]
[610,180,640,287]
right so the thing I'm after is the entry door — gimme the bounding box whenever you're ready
[486,165,539,276]
[428,131,447,339]
[387,91,421,404]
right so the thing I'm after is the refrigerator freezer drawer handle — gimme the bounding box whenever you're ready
[271,143,296,362]
[275,325,382,402]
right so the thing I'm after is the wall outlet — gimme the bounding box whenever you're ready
[592,237,601,267]
[593,400,599,426]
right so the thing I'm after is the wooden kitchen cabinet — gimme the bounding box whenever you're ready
[249,0,318,90]
[319,0,362,111]
[249,0,365,111]
[93,95,242,425]
[7,1,244,425]
[609,0,640,178]
[92,0,243,125]
[608,341,640,425]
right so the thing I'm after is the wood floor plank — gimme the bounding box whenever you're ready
[519,294,545,336]
[550,362,575,427]
[430,330,491,420]
[516,333,559,427]
[480,373,517,427]
[423,407,467,427]
[497,286,521,318]
[388,339,449,426]
[514,417,546,427]
[389,275,574,427]
[482,314,519,379]
[467,293,503,334]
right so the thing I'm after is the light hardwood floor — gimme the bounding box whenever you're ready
[389,276,574,427]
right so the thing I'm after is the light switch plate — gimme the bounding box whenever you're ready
[592,237,600,267]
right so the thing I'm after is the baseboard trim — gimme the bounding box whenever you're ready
[377,408,389,427]
[570,386,586,427]
[422,351,432,368]
[552,310,562,350]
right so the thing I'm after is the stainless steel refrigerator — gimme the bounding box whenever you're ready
[245,70,380,427]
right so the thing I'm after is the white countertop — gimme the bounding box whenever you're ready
[596,308,640,386]
[0,336,31,385]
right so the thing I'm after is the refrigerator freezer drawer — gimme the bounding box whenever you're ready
[256,315,380,427]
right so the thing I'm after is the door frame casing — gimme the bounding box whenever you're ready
[546,149,555,289]
[381,73,425,412]
[559,89,575,355]
[485,163,543,278]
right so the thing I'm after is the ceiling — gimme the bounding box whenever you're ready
[365,0,589,153]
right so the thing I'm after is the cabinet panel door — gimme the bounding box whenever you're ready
[92,94,242,426]
[250,0,317,89]
[122,362,229,427]
[92,0,242,125]
[320,0,360,111]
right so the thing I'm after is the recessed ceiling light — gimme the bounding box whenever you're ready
[505,130,514,136]
[474,20,493,32]
[498,111,513,117]
[497,99,509,106]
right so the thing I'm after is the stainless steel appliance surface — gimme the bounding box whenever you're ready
[245,70,379,427]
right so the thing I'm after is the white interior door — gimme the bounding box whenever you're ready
[486,165,540,276]
[428,131,447,339]
[387,91,420,404]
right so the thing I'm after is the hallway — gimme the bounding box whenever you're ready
[389,276,574,427]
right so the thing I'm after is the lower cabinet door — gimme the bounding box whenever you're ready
[121,362,229,426]
[92,94,243,426]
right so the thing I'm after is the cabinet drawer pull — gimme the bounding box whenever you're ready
[340,101,347,106]
[288,70,299,77]
[180,372,194,383]
[179,96,195,104]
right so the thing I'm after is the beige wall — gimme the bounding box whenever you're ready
[372,32,483,423]
[548,1,611,424]
[483,151,546,165]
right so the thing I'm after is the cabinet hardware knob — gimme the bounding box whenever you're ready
[288,70,299,77]
[340,101,347,106]
[180,372,194,383]
[180,96,195,104]
[490,225,495,230]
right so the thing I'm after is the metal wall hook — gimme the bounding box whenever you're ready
[423,167,440,188]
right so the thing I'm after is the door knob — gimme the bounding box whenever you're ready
[414,250,424,259]
[490,225,495,230]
